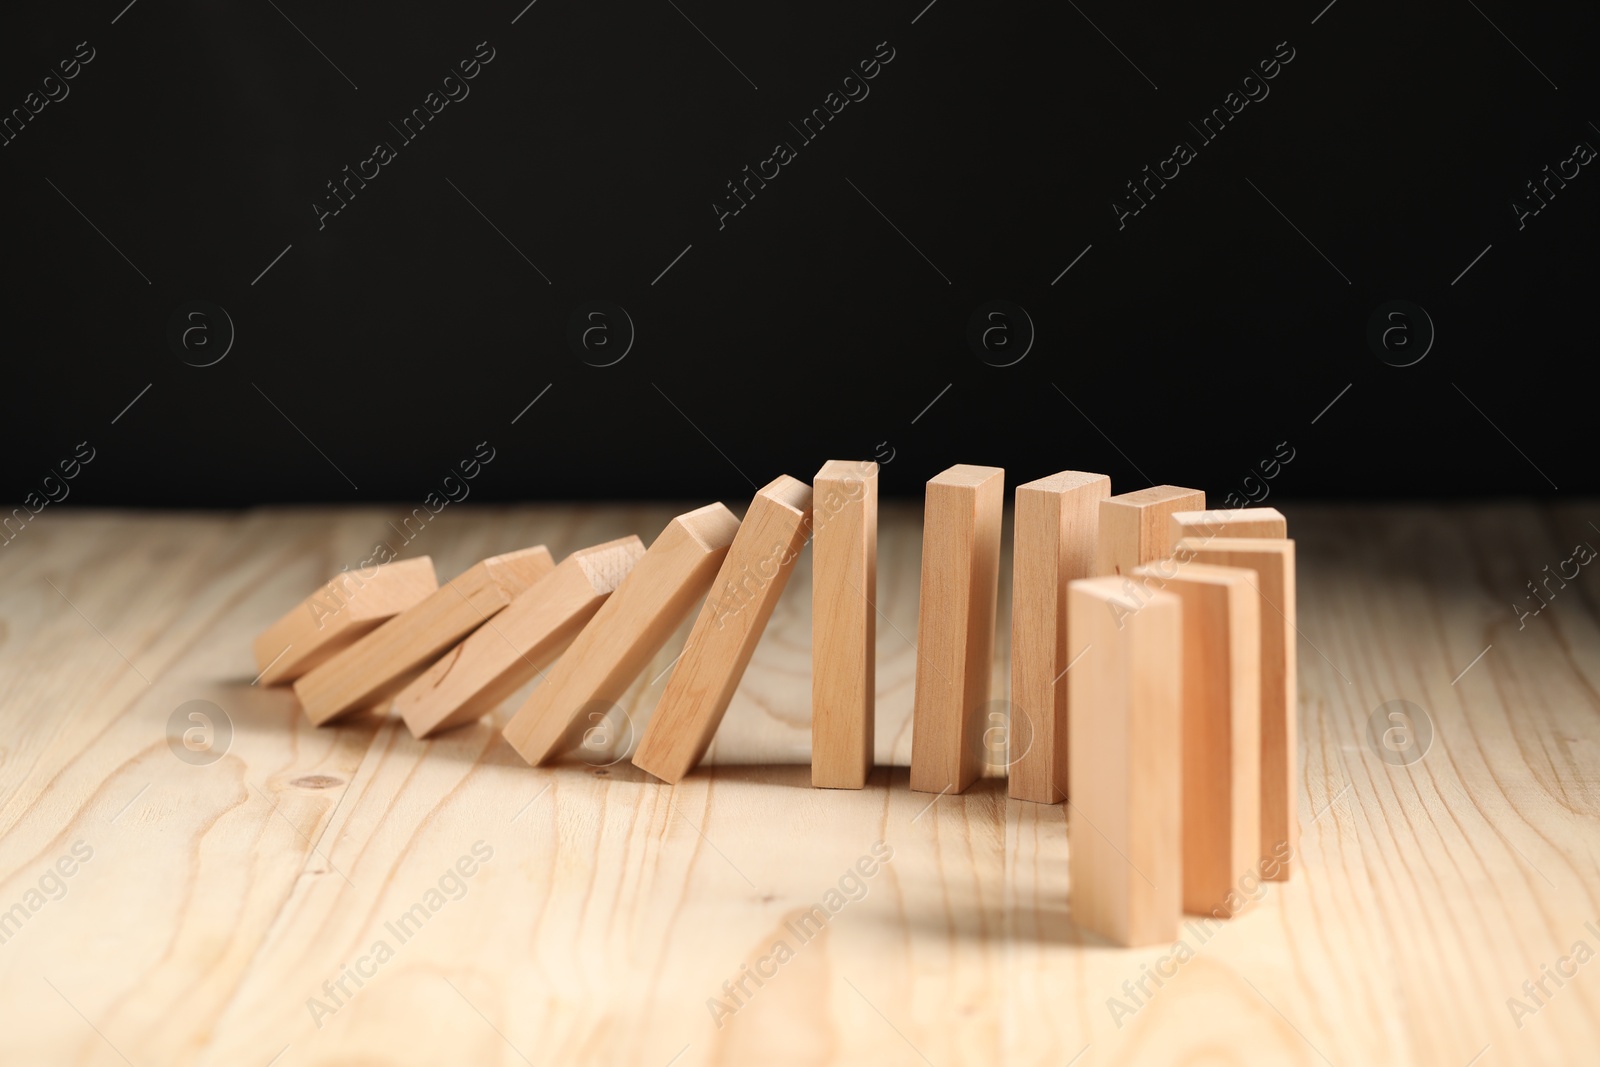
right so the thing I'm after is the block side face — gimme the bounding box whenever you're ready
[253,557,439,680]
[1127,593,1182,943]
[812,470,876,789]
[1227,580,1264,898]
[1068,580,1138,943]
[1008,493,1064,803]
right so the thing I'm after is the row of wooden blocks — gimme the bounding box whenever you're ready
[253,463,1297,946]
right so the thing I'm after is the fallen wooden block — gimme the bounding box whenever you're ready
[1169,506,1287,543]
[293,547,554,726]
[395,536,647,739]
[810,460,879,789]
[1175,536,1297,880]
[1008,470,1110,804]
[633,476,814,783]
[1067,576,1181,947]
[252,557,438,685]
[502,503,740,766]
[909,464,1004,795]
[1133,562,1261,916]
[1095,485,1206,576]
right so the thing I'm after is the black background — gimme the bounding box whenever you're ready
[3,0,1593,506]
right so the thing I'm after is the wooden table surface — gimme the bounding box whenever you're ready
[2,502,1597,1066]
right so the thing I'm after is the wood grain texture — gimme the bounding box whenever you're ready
[633,477,814,784]
[502,504,739,766]
[909,465,1004,795]
[293,548,554,726]
[1176,536,1298,881]
[810,461,878,789]
[1169,506,1288,542]
[395,537,646,739]
[1095,485,1206,577]
[252,557,438,685]
[1008,470,1110,804]
[4,502,1599,1066]
[1067,577,1182,947]
[1133,562,1261,916]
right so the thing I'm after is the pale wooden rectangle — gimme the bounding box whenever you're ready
[1170,507,1287,543]
[502,503,741,766]
[1095,485,1206,576]
[252,557,438,685]
[811,460,879,789]
[1067,577,1182,947]
[1133,562,1261,915]
[1007,470,1111,804]
[293,547,553,726]
[909,464,1004,794]
[633,477,814,783]
[1175,536,1297,880]
[395,536,647,739]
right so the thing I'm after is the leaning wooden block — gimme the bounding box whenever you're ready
[252,557,438,685]
[1095,485,1206,576]
[395,536,647,739]
[909,464,1004,795]
[1175,537,1297,880]
[1169,506,1287,543]
[1133,562,1261,916]
[1008,470,1110,804]
[1067,577,1181,947]
[502,504,741,766]
[810,460,879,790]
[633,476,814,783]
[293,547,554,726]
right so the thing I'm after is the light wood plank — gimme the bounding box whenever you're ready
[909,464,1004,794]
[811,460,879,789]
[1095,485,1205,576]
[395,536,646,738]
[1008,470,1110,804]
[633,477,814,783]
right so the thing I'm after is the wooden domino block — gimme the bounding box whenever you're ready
[252,557,438,685]
[1174,537,1297,879]
[502,504,741,766]
[395,536,647,739]
[633,476,814,783]
[293,547,553,726]
[1132,562,1260,916]
[810,460,879,789]
[1067,577,1181,947]
[1095,485,1206,576]
[1008,470,1111,804]
[909,464,1004,795]
[1169,506,1287,543]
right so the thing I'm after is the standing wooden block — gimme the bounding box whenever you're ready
[1175,537,1297,880]
[1095,485,1206,576]
[1008,470,1111,804]
[1067,577,1182,947]
[909,464,1004,795]
[1132,562,1261,916]
[633,477,814,783]
[1170,507,1287,543]
[810,460,879,789]
[502,504,741,766]
[395,536,647,739]
[252,557,438,685]
[293,548,553,726]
